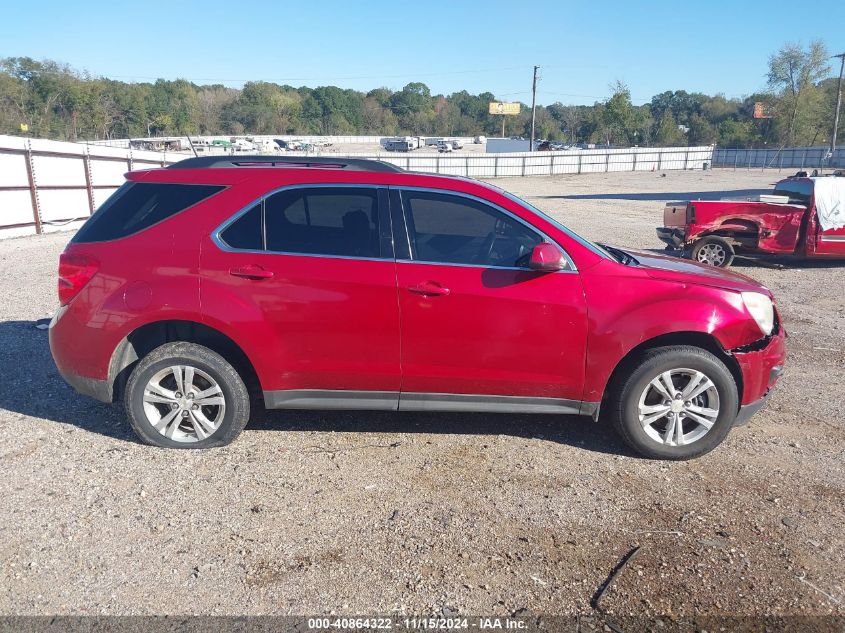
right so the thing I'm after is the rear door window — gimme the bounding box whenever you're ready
[219,203,263,250]
[73,182,225,243]
[264,187,381,258]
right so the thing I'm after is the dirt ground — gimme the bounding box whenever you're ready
[0,168,842,619]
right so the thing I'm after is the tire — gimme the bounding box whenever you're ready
[124,342,250,449]
[608,346,739,460]
[691,236,735,268]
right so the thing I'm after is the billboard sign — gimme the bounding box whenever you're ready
[753,102,775,119]
[489,102,520,116]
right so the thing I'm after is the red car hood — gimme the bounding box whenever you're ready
[621,248,770,295]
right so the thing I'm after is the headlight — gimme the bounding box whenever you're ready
[741,292,774,336]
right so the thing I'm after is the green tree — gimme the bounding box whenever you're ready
[767,40,830,145]
[600,82,640,145]
[655,110,686,146]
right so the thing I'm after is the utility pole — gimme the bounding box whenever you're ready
[831,53,845,166]
[530,65,539,152]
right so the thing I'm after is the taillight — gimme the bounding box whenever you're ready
[58,253,98,306]
[686,203,697,224]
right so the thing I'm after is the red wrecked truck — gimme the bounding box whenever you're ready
[657,173,845,267]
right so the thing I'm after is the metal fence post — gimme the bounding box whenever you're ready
[632,151,637,172]
[83,146,95,214]
[521,155,526,177]
[658,151,663,171]
[801,149,807,169]
[494,155,499,178]
[605,151,610,173]
[577,152,582,174]
[551,153,556,175]
[734,151,738,171]
[24,140,42,235]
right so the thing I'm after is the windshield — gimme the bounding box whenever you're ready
[492,187,616,262]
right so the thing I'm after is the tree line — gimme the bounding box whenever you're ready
[0,41,840,148]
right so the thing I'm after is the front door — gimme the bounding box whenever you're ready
[201,185,401,409]
[393,188,589,411]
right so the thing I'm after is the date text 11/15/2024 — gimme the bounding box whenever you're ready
[307,616,528,630]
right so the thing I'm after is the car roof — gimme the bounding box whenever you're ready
[128,160,503,198]
[167,155,403,173]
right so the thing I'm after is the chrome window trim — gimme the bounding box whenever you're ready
[212,183,580,272]
[211,183,392,261]
[395,186,578,273]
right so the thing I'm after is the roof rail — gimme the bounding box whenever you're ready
[167,155,404,173]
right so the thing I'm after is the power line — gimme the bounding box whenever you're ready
[101,65,530,84]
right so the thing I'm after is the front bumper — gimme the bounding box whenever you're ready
[656,227,686,248]
[732,323,787,425]
[733,364,783,426]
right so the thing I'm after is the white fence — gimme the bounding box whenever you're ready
[0,136,175,239]
[712,146,845,170]
[297,146,714,177]
[0,135,713,239]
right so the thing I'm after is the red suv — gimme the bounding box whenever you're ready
[49,156,785,459]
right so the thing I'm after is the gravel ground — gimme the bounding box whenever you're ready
[0,168,842,618]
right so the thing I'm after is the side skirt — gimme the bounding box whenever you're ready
[263,389,598,417]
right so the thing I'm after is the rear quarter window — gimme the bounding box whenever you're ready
[72,182,225,243]
[773,180,813,204]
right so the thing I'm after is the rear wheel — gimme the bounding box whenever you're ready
[691,236,735,268]
[124,342,250,448]
[609,346,739,460]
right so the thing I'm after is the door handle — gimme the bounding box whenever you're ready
[408,281,450,297]
[229,265,274,280]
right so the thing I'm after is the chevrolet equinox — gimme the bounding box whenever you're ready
[49,156,786,459]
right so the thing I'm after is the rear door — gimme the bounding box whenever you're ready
[809,179,845,255]
[200,185,401,408]
[391,187,589,410]
[814,214,845,256]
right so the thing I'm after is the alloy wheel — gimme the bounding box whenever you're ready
[696,243,727,266]
[637,368,720,447]
[142,365,226,443]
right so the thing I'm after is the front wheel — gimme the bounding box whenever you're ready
[608,346,739,460]
[124,342,250,448]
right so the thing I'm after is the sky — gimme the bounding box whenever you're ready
[2,0,843,106]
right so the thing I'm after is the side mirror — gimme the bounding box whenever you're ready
[529,243,567,272]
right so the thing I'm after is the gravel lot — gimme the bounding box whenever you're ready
[0,168,842,618]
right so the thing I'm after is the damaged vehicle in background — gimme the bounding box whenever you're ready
[657,174,845,267]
